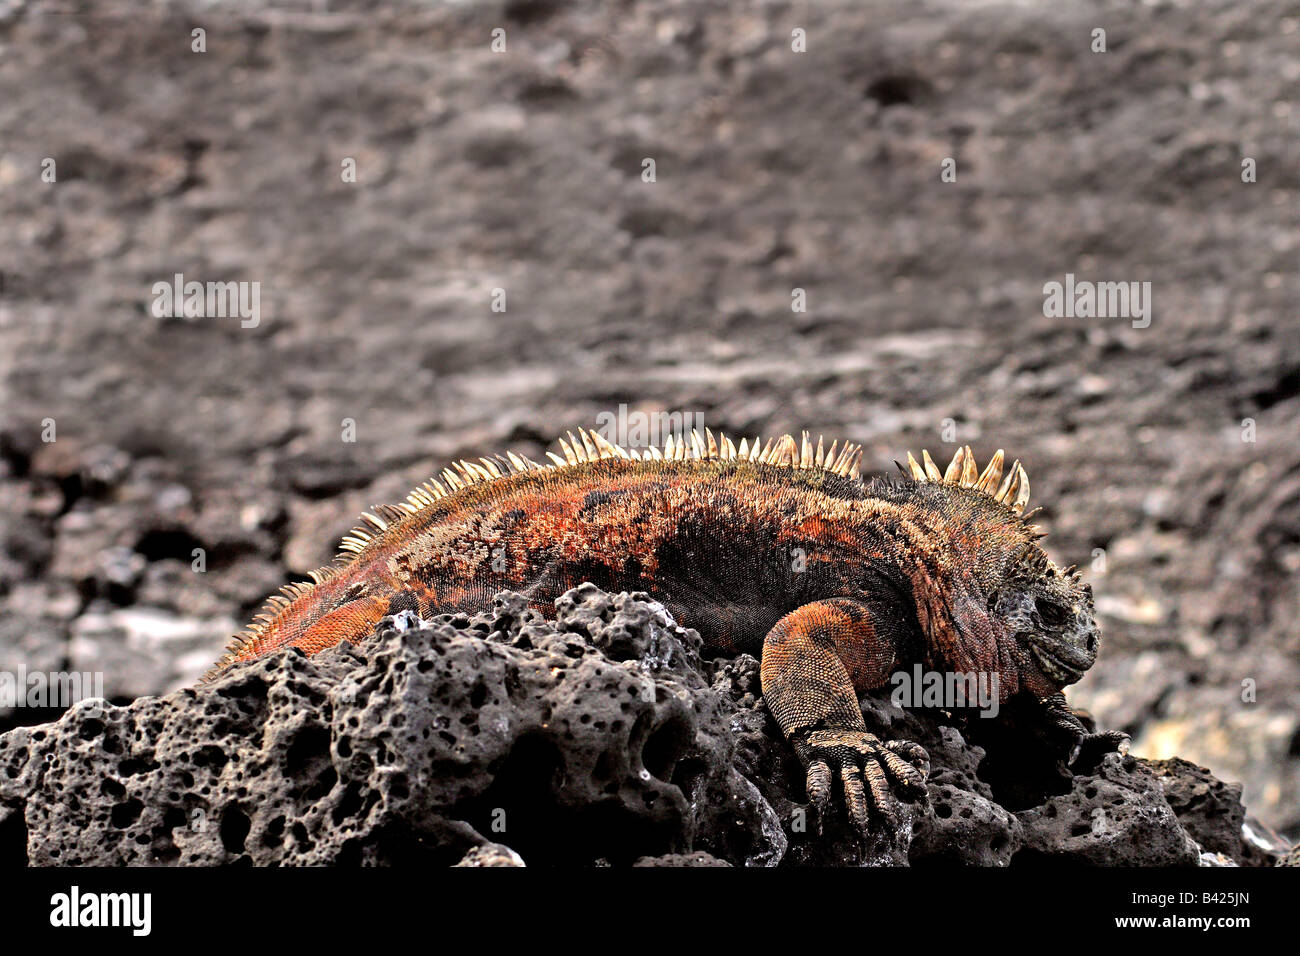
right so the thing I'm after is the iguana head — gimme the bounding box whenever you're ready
[900,445,1100,697]
[988,540,1098,694]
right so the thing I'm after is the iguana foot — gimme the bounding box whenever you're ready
[794,729,929,836]
[1040,693,1129,768]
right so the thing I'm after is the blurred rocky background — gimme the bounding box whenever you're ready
[1,0,1297,841]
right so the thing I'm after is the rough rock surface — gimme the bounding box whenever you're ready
[453,843,525,867]
[1148,757,1278,867]
[0,588,1280,867]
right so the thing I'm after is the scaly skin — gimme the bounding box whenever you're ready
[205,429,1119,836]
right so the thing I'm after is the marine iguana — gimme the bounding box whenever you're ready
[205,429,1121,835]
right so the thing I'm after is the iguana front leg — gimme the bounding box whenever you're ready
[760,597,928,836]
[1039,692,1130,769]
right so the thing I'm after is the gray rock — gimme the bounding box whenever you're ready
[0,588,778,866]
[454,843,525,867]
[1014,754,1201,866]
[0,588,1275,867]
[911,727,1022,866]
[1151,757,1283,866]
[633,851,730,866]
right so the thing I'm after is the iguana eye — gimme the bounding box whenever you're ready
[1035,597,1067,626]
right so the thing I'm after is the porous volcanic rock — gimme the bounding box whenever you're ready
[0,588,1280,867]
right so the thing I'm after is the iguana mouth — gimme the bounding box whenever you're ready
[1030,639,1094,684]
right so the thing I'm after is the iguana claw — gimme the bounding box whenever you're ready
[1070,730,1131,768]
[795,729,929,837]
[1040,693,1129,768]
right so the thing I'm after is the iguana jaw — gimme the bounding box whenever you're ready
[1029,637,1095,686]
